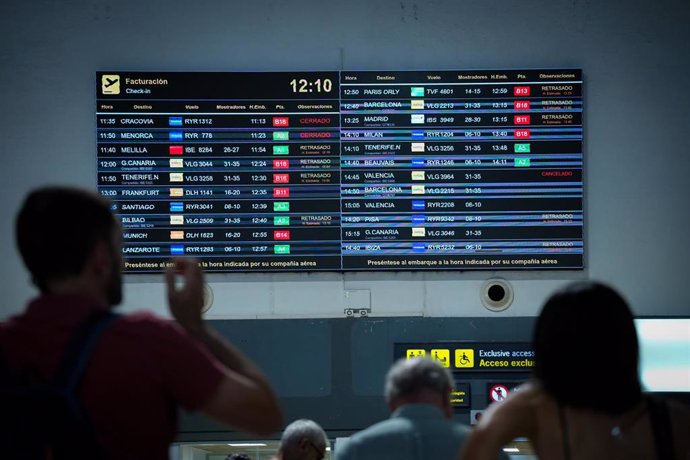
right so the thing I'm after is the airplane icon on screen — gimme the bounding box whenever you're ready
[101,75,120,94]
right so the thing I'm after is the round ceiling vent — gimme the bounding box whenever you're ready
[480,278,514,312]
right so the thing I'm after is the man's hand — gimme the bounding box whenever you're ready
[165,259,284,434]
[165,258,205,336]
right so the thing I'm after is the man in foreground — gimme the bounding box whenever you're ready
[0,186,283,459]
[335,357,508,460]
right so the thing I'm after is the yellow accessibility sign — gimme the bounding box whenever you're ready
[431,349,450,368]
[406,349,426,359]
[455,349,475,368]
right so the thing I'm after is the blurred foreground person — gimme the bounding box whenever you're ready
[459,281,690,460]
[0,186,283,459]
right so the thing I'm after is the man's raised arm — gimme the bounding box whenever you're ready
[166,258,284,436]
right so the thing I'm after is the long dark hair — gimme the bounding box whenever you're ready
[533,281,642,414]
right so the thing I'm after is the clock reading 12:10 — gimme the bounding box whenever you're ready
[290,78,333,93]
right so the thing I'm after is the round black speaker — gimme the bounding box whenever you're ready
[480,279,514,311]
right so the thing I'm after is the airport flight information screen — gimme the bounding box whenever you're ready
[96,69,583,273]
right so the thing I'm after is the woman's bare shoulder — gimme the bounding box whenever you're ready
[476,381,547,436]
[501,381,553,410]
[458,381,551,460]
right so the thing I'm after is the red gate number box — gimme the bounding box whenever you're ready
[274,230,290,240]
[273,117,289,127]
[514,101,530,110]
[513,86,531,96]
[273,159,289,169]
[514,129,531,139]
[273,174,290,183]
[273,187,290,198]
[514,115,530,125]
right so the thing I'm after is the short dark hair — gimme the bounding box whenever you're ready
[533,281,641,414]
[16,186,117,292]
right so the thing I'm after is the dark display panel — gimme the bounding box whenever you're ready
[96,70,583,272]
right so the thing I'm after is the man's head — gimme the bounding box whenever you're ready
[278,419,328,460]
[16,186,122,305]
[384,357,454,417]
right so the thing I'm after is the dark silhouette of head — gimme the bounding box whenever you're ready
[16,186,122,305]
[533,281,641,414]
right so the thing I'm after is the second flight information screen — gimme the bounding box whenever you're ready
[97,69,583,273]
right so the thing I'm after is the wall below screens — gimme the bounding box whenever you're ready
[176,316,535,440]
[175,316,690,440]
